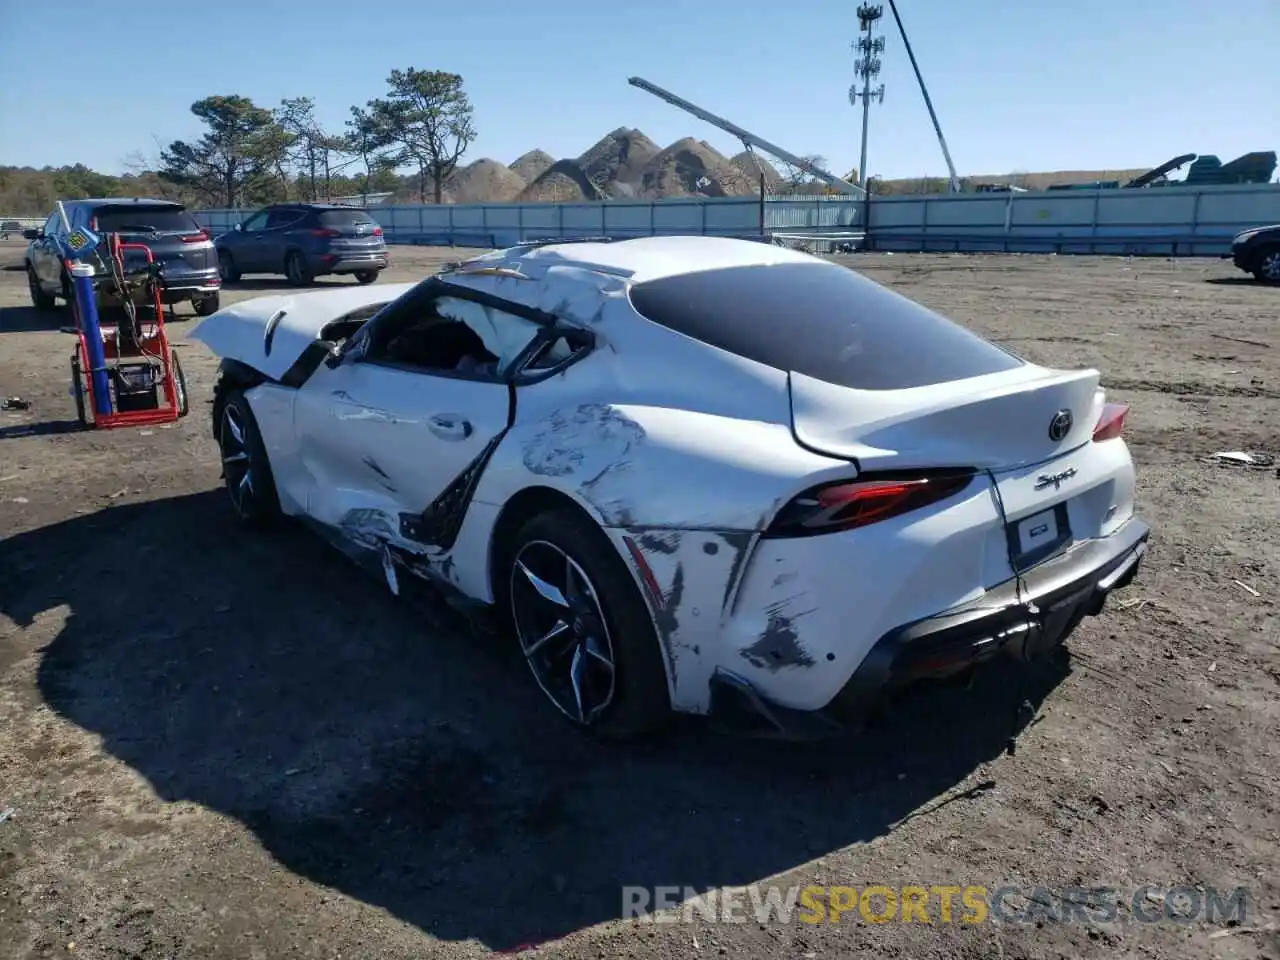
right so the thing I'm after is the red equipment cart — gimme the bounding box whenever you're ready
[68,233,189,429]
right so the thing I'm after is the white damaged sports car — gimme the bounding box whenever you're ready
[191,236,1149,739]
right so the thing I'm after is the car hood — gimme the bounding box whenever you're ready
[190,282,416,381]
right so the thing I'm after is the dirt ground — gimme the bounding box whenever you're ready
[1,241,1277,960]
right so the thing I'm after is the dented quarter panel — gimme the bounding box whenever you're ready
[721,481,1016,712]
[603,526,766,712]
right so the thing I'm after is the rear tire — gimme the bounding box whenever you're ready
[502,506,671,741]
[28,267,55,310]
[217,390,281,528]
[285,251,312,286]
[194,293,220,317]
[1252,245,1280,283]
[354,269,379,285]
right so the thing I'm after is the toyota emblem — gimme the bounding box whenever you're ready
[1048,409,1073,442]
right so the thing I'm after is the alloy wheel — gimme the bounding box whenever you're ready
[1260,251,1280,282]
[510,540,617,724]
[219,406,254,515]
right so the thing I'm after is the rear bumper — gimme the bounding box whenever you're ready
[314,251,388,275]
[710,517,1150,739]
[94,269,221,304]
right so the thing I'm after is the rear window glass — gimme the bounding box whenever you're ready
[628,261,1022,390]
[94,206,199,233]
[318,209,377,227]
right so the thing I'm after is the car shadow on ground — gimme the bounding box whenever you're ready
[3,490,1070,952]
[0,304,71,334]
[0,420,83,439]
[1203,276,1270,287]
[222,277,367,292]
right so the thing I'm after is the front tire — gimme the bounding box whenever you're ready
[505,507,671,740]
[28,267,55,310]
[217,390,281,527]
[1252,245,1280,283]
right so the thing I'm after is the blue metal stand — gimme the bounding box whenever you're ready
[69,261,113,417]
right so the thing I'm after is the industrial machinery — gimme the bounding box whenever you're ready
[59,206,189,429]
[627,77,865,198]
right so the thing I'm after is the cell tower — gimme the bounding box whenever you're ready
[850,4,886,192]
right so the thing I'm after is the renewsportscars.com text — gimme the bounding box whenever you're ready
[622,884,1249,926]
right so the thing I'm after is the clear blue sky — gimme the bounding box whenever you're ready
[1,0,1275,180]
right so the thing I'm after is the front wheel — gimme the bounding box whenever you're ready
[217,390,281,527]
[29,267,55,310]
[504,507,671,740]
[354,269,379,285]
[1253,245,1280,283]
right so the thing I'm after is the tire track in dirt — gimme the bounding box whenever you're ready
[1102,376,1280,400]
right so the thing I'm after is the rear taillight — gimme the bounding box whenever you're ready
[764,469,976,538]
[311,228,340,238]
[372,225,383,236]
[1093,402,1128,442]
[179,231,208,243]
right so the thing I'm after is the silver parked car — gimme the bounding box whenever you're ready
[25,198,222,316]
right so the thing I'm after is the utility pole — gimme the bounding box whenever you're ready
[887,0,960,192]
[850,4,886,240]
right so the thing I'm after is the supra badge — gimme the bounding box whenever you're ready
[1048,409,1074,442]
[1034,467,1078,491]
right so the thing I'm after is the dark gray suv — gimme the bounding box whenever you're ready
[214,203,389,286]
[24,198,221,315]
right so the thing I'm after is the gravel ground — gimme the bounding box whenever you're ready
[1,241,1277,960]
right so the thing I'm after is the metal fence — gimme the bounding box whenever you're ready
[865,182,1279,255]
[191,182,1278,256]
[193,196,859,249]
[0,216,43,236]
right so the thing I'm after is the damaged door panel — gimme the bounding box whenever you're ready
[291,361,512,542]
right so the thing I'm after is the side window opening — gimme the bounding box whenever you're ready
[360,290,541,379]
[520,329,591,374]
[434,296,541,376]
